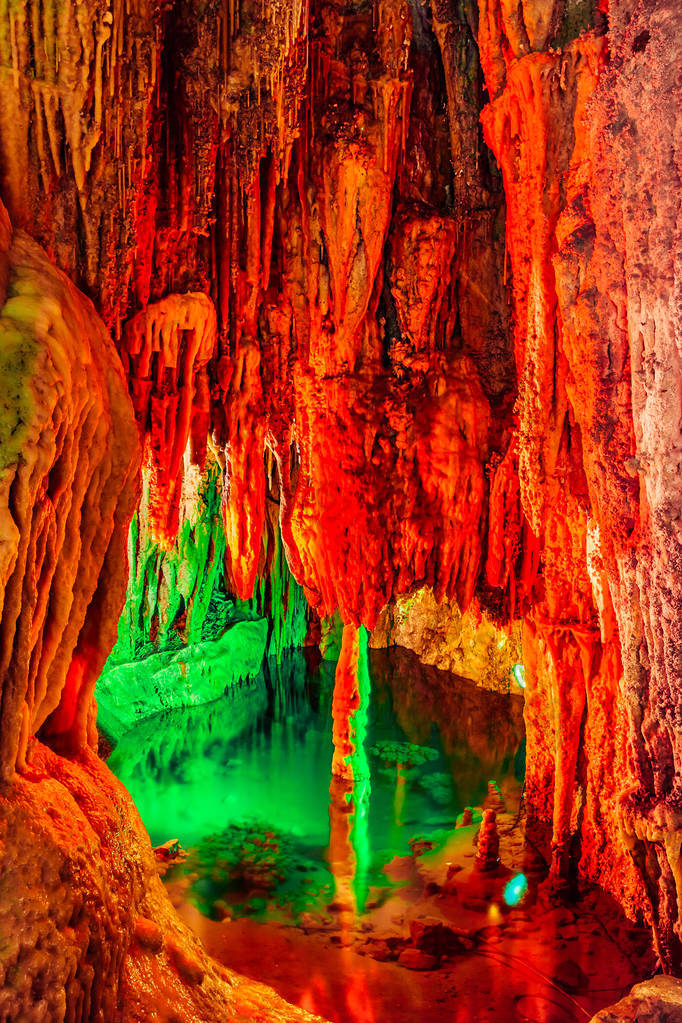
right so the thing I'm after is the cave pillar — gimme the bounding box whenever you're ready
[477,0,682,966]
[583,1,682,967]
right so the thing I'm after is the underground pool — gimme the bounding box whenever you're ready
[104,644,656,1023]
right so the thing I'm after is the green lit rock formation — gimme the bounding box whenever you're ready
[96,463,310,743]
[96,617,269,744]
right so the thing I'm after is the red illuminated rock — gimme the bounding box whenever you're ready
[479,9,637,914]
[0,0,502,631]
[122,293,216,547]
[397,948,439,971]
[0,0,681,999]
[478,0,682,970]
[0,204,140,777]
[279,354,490,627]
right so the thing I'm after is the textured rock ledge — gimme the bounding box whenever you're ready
[0,742,326,1022]
[589,975,682,1022]
[370,587,522,691]
[96,617,268,744]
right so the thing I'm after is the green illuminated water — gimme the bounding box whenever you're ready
[108,647,524,923]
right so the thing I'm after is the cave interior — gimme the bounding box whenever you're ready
[0,0,682,1019]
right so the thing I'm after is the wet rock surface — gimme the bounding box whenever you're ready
[168,799,658,1022]
[0,743,324,1023]
[589,976,682,1023]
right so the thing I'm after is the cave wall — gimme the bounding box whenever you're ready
[478,0,682,966]
[0,0,681,1011]
[369,586,524,690]
[0,202,140,778]
[0,0,513,622]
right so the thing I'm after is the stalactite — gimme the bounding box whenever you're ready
[387,204,458,373]
[486,438,541,618]
[122,293,216,547]
[477,0,682,970]
[221,342,267,599]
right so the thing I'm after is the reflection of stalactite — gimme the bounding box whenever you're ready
[331,624,362,781]
[328,623,372,930]
[327,773,357,947]
[350,630,371,914]
[109,675,268,790]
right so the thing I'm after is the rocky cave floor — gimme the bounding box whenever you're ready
[160,805,657,1022]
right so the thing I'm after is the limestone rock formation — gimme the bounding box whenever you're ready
[122,293,217,547]
[589,975,682,1022]
[0,202,140,778]
[0,202,322,1020]
[478,0,682,967]
[0,742,323,1023]
[370,586,523,690]
[0,0,681,1011]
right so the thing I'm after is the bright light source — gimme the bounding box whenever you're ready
[504,873,528,906]
[512,664,526,689]
[488,902,502,923]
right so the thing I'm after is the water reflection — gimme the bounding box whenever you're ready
[118,647,656,1023]
[370,646,526,811]
[109,644,525,920]
[328,624,373,939]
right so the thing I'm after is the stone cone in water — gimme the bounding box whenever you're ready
[475,809,500,872]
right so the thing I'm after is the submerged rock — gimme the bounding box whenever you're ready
[397,948,439,971]
[409,917,473,957]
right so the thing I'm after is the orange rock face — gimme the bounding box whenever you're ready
[574,3,682,966]
[122,293,216,547]
[0,741,323,1022]
[478,0,682,969]
[0,205,140,778]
